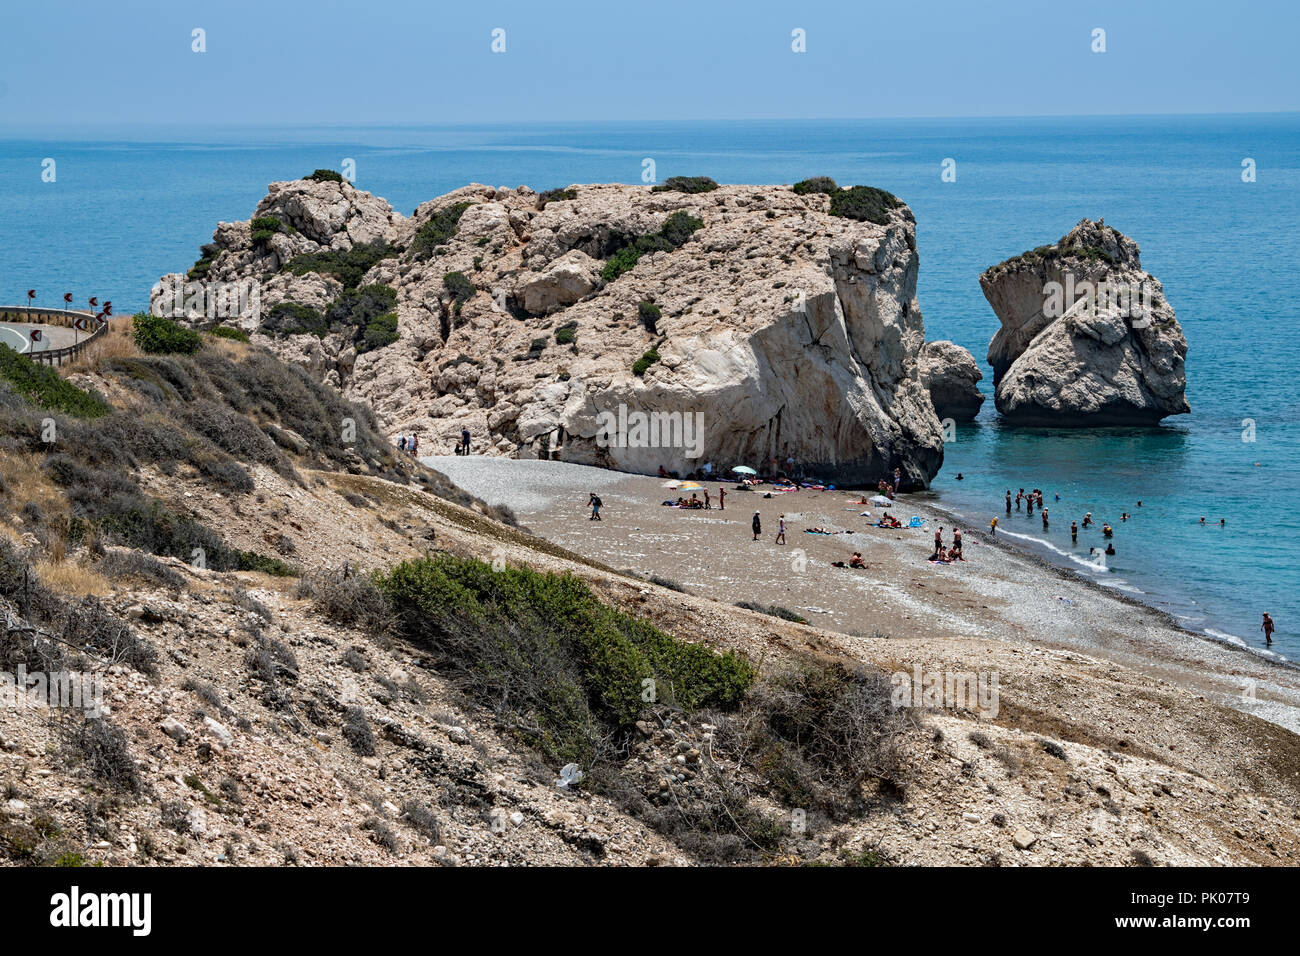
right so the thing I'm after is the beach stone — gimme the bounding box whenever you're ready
[981,218,1188,426]
[203,716,234,748]
[160,717,190,743]
[1013,828,1038,850]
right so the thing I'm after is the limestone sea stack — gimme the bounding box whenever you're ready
[980,219,1189,426]
[919,340,984,422]
[156,176,947,488]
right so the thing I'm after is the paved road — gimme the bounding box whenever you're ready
[0,322,80,353]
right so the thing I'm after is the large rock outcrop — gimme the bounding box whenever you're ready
[156,177,947,488]
[980,219,1189,426]
[919,341,984,422]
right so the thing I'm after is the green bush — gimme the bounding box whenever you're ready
[601,211,704,282]
[828,185,904,225]
[249,216,283,248]
[0,345,110,418]
[304,169,344,183]
[263,302,328,337]
[442,271,476,304]
[632,348,661,377]
[285,240,393,291]
[637,301,662,335]
[652,176,719,194]
[410,202,473,260]
[793,176,840,196]
[537,187,577,208]
[132,312,203,355]
[554,321,577,345]
[360,312,399,353]
[377,556,754,764]
[207,325,250,343]
[600,246,642,282]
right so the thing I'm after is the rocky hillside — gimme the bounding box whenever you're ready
[155,174,945,489]
[980,219,1189,426]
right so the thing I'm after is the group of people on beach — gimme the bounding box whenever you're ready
[662,489,725,510]
[396,434,420,457]
[929,525,964,563]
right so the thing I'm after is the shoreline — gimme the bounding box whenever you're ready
[914,491,1297,673]
[424,455,1300,736]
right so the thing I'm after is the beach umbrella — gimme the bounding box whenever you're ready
[732,465,757,475]
[661,480,680,489]
[869,494,893,506]
[679,481,703,490]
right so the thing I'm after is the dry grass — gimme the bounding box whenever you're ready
[34,558,112,598]
[0,450,68,522]
[62,327,141,374]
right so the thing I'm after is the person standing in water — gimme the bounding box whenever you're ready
[1071,521,1078,543]
[1262,613,1275,647]
[1006,490,1012,515]
[990,516,998,535]
[752,511,762,541]
[775,514,787,545]
[1042,508,1049,529]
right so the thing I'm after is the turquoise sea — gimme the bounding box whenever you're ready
[1,116,1297,658]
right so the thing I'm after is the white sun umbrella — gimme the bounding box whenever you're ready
[869,494,894,506]
[661,480,681,489]
[732,465,757,475]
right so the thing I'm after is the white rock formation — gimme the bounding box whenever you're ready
[158,178,948,487]
[919,341,984,422]
[980,219,1189,426]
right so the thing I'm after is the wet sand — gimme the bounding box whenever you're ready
[425,455,1300,735]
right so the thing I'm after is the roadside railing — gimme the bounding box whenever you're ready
[0,306,108,366]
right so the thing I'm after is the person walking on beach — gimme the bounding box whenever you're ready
[1006,490,1012,515]
[990,516,998,535]
[399,435,408,453]
[718,487,726,511]
[752,511,762,541]
[588,493,602,521]
[461,427,471,456]
[952,527,963,556]
[1262,612,1275,647]
[935,526,943,552]
[775,514,786,545]
[703,489,711,510]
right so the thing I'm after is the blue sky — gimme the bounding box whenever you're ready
[1,0,1297,126]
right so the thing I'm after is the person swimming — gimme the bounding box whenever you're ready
[1105,542,1116,556]
[1102,524,1113,538]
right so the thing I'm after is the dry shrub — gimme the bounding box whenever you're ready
[34,558,112,598]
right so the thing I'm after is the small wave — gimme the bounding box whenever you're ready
[1202,628,1288,662]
